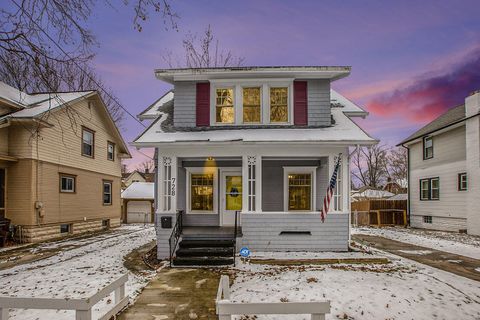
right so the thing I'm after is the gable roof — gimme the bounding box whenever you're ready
[0,81,131,158]
[121,182,154,199]
[137,90,174,120]
[399,104,466,145]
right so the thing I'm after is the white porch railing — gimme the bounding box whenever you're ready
[216,275,330,320]
[0,274,128,320]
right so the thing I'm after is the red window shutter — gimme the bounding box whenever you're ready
[294,81,308,125]
[196,82,210,126]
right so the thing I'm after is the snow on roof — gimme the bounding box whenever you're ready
[133,108,376,146]
[138,90,174,120]
[389,193,408,200]
[330,89,368,116]
[121,182,154,199]
[352,189,395,199]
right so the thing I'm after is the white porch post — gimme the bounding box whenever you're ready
[157,155,177,213]
[242,155,262,213]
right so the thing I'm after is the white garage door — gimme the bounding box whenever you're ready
[127,201,152,223]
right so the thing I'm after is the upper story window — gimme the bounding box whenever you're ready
[243,87,261,123]
[270,87,289,123]
[423,136,433,160]
[211,81,292,126]
[107,141,115,161]
[82,127,95,158]
[215,88,234,123]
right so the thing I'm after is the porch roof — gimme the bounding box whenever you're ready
[132,108,377,146]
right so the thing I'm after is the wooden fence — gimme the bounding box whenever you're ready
[0,274,128,320]
[351,199,407,227]
[216,275,330,319]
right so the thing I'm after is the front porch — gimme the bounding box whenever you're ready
[155,145,351,262]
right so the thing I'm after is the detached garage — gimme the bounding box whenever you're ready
[121,182,154,224]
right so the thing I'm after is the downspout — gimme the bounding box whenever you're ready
[401,144,410,227]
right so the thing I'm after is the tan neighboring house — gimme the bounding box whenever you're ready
[0,82,131,242]
[121,170,154,190]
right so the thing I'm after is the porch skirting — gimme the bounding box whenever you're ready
[240,213,349,252]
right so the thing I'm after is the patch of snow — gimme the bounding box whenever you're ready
[353,227,480,260]
[230,253,480,319]
[396,250,432,255]
[0,225,156,320]
[388,193,408,200]
[138,90,174,119]
[476,267,480,273]
[249,251,384,260]
[330,89,367,114]
[121,182,154,199]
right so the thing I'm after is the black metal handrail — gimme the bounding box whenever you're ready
[168,210,184,267]
[233,210,239,266]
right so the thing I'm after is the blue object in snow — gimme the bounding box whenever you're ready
[239,247,251,257]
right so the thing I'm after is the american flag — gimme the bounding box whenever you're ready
[321,154,342,222]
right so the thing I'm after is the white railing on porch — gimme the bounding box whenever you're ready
[0,274,128,320]
[216,275,330,320]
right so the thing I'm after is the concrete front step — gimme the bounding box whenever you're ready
[173,256,234,266]
[176,247,234,257]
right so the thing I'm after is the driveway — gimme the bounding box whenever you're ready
[353,234,480,281]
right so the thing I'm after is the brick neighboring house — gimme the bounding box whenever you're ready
[0,82,131,243]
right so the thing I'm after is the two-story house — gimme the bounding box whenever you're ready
[0,82,130,243]
[133,66,376,266]
[399,91,480,235]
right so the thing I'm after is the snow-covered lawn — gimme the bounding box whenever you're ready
[231,253,480,319]
[353,227,480,259]
[0,224,156,319]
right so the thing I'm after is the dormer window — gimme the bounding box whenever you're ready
[243,87,261,123]
[270,87,289,123]
[215,88,234,123]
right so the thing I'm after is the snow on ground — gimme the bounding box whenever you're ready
[0,224,156,320]
[353,227,480,259]
[231,253,480,320]
[250,251,384,260]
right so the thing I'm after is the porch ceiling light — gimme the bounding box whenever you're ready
[207,156,214,161]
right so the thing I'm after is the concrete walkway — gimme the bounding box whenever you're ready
[353,234,480,282]
[118,267,221,320]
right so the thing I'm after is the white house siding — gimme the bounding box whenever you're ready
[307,79,331,126]
[173,81,196,127]
[465,93,480,235]
[241,213,349,251]
[409,126,468,232]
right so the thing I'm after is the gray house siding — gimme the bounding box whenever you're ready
[173,81,196,127]
[306,79,331,126]
[241,213,348,251]
[262,158,328,211]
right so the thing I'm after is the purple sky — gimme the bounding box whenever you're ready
[85,0,480,169]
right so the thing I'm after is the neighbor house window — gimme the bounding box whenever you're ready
[423,216,432,224]
[423,136,433,159]
[82,127,94,157]
[60,174,76,193]
[420,177,439,200]
[190,174,214,212]
[270,87,288,123]
[107,141,115,161]
[243,87,261,123]
[216,88,234,123]
[458,173,467,191]
[60,224,72,234]
[103,181,112,205]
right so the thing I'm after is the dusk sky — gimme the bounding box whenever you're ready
[84,0,480,169]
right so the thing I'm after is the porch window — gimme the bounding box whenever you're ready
[243,87,261,123]
[216,88,234,123]
[270,87,288,123]
[191,174,214,211]
[288,174,312,211]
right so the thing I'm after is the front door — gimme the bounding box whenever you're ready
[220,171,242,226]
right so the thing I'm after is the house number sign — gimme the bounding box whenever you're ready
[171,178,176,196]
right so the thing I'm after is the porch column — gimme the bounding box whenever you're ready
[242,155,262,213]
[157,155,177,213]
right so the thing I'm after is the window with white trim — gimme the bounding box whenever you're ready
[458,173,467,191]
[284,167,316,212]
[103,181,112,205]
[420,177,439,200]
[243,87,261,123]
[270,87,289,123]
[60,175,75,193]
[423,136,433,159]
[190,173,214,212]
[215,88,234,123]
